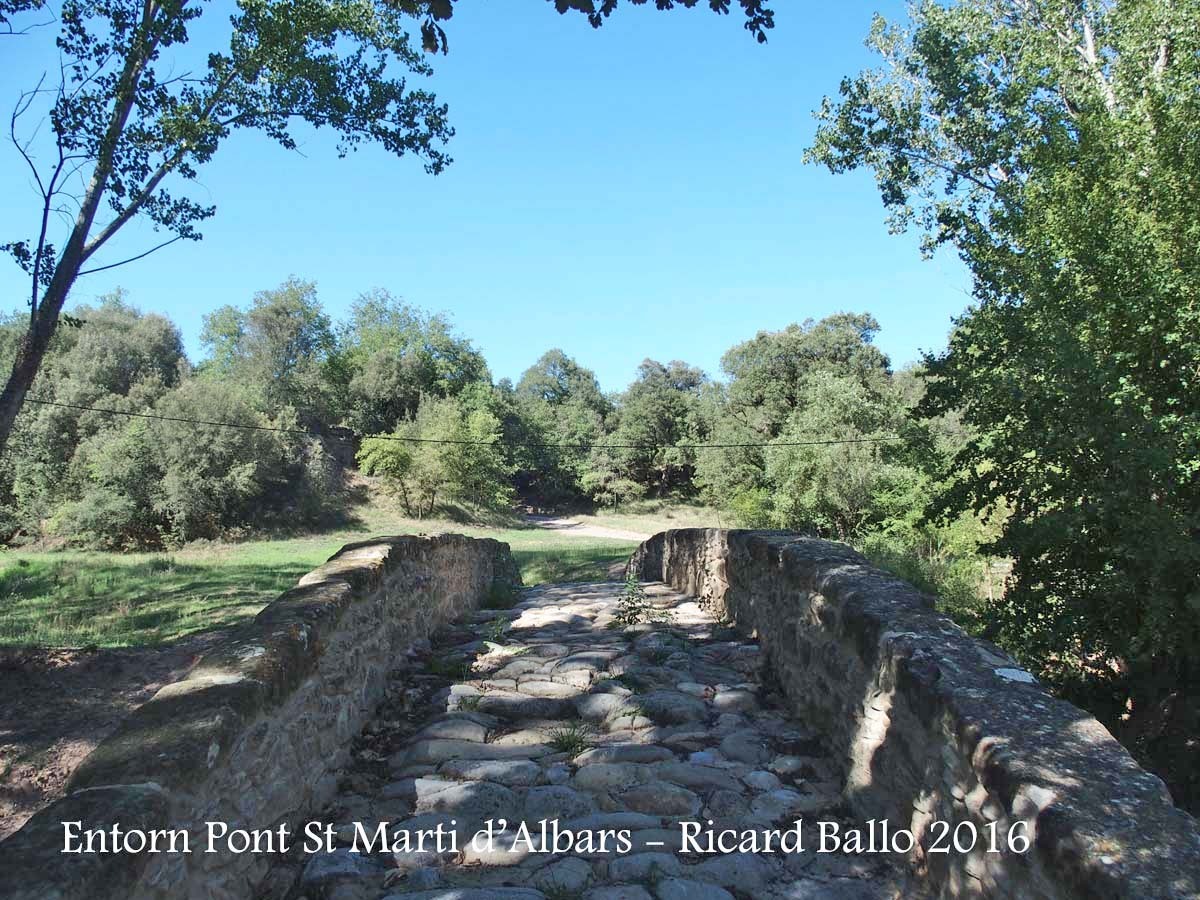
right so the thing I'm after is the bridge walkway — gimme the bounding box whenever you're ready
[275,581,923,900]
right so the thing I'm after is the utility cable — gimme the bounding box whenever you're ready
[21,397,902,452]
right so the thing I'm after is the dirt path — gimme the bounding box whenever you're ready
[0,633,222,840]
[525,515,652,543]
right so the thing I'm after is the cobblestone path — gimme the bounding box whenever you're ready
[269,581,923,900]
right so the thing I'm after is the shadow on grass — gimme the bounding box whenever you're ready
[202,502,371,544]
[436,503,534,529]
[514,545,635,586]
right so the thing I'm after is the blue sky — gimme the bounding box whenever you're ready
[0,1,972,393]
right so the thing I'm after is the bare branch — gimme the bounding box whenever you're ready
[897,148,1009,202]
[1078,16,1117,113]
[11,72,51,200]
[154,69,200,89]
[77,234,184,275]
[9,70,68,316]
[1,14,56,35]
[67,46,121,101]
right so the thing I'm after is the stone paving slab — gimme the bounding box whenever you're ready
[258,582,926,900]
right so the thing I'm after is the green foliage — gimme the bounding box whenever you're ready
[693,388,766,517]
[511,350,610,507]
[409,0,776,52]
[809,0,1200,684]
[154,382,316,542]
[1,295,181,544]
[332,290,490,435]
[722,313,890,436]
[448,387,519,510]
[357,391,514,518]
[483,616,509,645]
[358,421,438,519]
[509,353,709,508]
[727,487,772,528]
[765,372,925,541]
[0,292,339,549]
[589,359,706,502]
[199,278,337,425]
[516,349,611,416]
[612,571,670,627]
[861,515,998,635]
[57,380,333,548]
[580,461,647,509]
[546,721,593,757]
[695,313,893,512]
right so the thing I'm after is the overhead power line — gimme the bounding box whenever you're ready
[21,397,902,452]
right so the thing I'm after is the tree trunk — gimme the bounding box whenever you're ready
[0,282,70,456]
[0,2,164,456]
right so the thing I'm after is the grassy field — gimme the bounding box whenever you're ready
[0,495,654,648]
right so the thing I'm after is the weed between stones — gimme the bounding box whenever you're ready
[611,572,672,627]
[546,721,593,756]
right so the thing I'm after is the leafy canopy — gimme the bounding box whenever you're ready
[334,289,489,434]
[4,0,453,286]
[808,0,1200,679]
[357,390,513,517]
[200,278,336,424]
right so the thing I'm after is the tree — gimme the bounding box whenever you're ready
[587,358,706,500]
[721,313,891,438]
[516,349,611,418]
[357,392,512,517]
[442,386,515,511]
[0,0,775,456]
[333,289,489,434]
[807,1,1200,692]
[513,349,611,505]
[410,0,775,54]
[199,278,335,423]
[136,379,306,544]
[765,370,922,541]
[696,313,892,512]
[0,0,461,456]
[0,293,185,541]
[0,291,333,547]
[692,380,769,521]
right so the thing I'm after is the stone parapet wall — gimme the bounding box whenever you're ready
[629,529,1200,899]
[0,533,521,900]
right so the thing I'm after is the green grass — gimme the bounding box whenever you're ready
[513,542,635,585]
[0,552,314,648]
[546,721,594,756]
[0,493,640,648]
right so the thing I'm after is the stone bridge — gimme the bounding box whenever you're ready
[1,531,1197,899]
